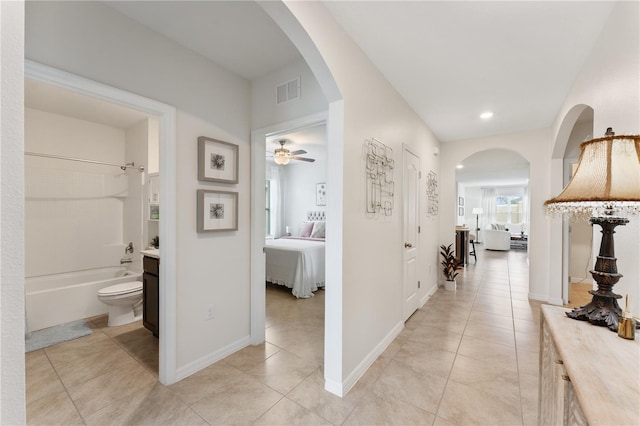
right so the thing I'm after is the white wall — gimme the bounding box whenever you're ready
[280,1,441,392]
[462,186,482,236]
[0,0,26,422]
[281,159,327,236]
[550,1,640,313]
[124,118,149,274]
[251,57,328,130]
[26,1,252,376]
[25,108,128,278]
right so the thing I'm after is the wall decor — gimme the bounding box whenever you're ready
[459,206,464,217]
[458,196,464,207]
[364,137,394,216]
[197,136,239,184]
[197,189,238,232]
[316,183,326,206]
[426,170,438,217]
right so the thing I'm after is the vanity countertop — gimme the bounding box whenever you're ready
[141,249,159,259]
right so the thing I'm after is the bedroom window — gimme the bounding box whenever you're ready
[496,195,523,224]
[265,180,271,236]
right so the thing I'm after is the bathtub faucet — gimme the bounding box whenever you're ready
[120,257,132,264]
[125,242,134,254]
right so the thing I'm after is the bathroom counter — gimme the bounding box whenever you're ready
[141,249,159,259]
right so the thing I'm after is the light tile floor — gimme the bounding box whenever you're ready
[26,248,543,425]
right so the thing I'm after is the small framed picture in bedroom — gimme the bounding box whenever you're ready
[197,136,239,184]
[197,190,238,232]
[316,183,326,206]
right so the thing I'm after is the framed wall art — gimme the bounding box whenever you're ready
[458,196,464,207]
[197,189,238,232]
[198,136,239,184]
[316,183,326,206]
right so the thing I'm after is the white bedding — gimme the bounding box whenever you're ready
[265,238,325,298]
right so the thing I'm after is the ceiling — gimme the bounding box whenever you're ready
[105,1,301,80]
[266,124,327,164]
[25,78,152,129]
[103,0,615,143]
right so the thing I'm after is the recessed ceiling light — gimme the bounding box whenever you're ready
[456,164,464,169]
[480,111,494,120]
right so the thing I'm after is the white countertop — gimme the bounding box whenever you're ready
[140,249,159,259]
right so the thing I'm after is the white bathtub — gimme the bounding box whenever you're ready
[26,267,142,332]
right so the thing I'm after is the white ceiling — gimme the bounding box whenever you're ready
[105,1,301,80]
[25,78,151,129]
[266,123,327,164]
[103,1,615,143]
[323,1,614,142]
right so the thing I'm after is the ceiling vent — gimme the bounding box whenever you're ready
[276,77,300,104]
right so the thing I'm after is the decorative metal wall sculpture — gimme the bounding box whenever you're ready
[426,170,439,217]
[364,138,395,216]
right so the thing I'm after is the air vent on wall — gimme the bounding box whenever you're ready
[276,77,300,104]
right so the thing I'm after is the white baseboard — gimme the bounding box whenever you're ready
[336,321,404,397]
[419,283,438,307]
[175,335,251,382]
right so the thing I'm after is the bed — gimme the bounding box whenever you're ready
[265,212,325,298]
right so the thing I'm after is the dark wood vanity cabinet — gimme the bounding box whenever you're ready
[143,256,159,337]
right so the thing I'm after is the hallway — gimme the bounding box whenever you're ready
[26,248,541,425]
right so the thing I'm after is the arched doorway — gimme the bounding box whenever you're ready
[456,149,531,252]
[551,105,594,304]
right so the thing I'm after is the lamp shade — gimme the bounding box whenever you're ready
[545,134,640,215]
[472,208,483,215]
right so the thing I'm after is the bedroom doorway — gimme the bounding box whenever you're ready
[250,113,328,378]
[250,112,328,343]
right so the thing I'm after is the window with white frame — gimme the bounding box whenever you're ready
[496,195,523,224]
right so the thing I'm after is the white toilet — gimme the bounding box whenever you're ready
[97,281,143,326]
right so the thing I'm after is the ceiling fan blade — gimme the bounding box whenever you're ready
[292,156,315,162]
[290,149,307,155]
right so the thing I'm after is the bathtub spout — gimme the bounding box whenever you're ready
[120,257,132,264]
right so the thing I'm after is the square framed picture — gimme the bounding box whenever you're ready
[197,190,238,232]
[198,136,239,184]
[316,183,327,206]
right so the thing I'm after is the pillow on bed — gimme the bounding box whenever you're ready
[310,221,326,238]
[300,221,315,238]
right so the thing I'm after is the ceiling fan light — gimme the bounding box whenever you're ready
[274,154,290,165]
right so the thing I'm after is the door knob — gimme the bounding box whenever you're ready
[404,242,413,248]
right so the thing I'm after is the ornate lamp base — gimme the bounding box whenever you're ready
[566,216,627,332]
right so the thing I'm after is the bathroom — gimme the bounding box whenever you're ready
[24,78,160,334]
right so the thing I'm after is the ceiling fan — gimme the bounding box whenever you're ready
[269,140,315,165]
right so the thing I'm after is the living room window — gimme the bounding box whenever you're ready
[496,195,523,224]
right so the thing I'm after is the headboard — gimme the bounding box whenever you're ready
[307,211,326,221]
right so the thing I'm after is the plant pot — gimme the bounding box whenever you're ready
[444,279,457,291]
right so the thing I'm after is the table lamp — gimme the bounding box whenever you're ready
[545,129,640,331]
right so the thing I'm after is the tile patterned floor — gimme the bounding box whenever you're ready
[26,248,542,425]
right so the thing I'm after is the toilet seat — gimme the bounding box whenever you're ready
[98,281,143,297]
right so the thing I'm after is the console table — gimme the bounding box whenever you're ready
[539,305,639,425]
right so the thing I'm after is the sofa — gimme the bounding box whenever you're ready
[484,228,511,250]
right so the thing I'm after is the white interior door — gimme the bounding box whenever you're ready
[403,147,420,321]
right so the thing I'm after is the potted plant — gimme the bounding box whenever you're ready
[440,243,461,291]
